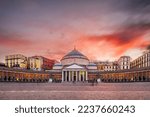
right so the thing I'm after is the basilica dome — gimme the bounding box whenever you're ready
[61,49,89,65]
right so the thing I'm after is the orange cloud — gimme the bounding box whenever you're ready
[0,22,150,61]
[75,23,150,60]
[0,32,32,48]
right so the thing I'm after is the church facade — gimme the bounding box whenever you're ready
[51,48,98,82]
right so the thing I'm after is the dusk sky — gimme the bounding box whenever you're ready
[0,0,150,62]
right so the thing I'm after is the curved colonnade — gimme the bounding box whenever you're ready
[0,67,150,83]
[100,67,150,82]
[0,68,50,83]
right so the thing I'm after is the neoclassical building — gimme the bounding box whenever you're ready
[0,49,150,83]
[52,48,97,82]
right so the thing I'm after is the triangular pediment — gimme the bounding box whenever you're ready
[65,64,84,69]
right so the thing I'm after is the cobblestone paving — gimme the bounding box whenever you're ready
[0,82,150,100]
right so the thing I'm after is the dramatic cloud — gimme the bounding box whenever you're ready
[0,31,32,48]
[0,0,150,62]
[126,0,150,13]
[77,22,150,59]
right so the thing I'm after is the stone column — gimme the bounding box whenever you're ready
[79,71,81,81]
[69,71,71,82]
[76,71,77,82]
[86,71,88,81]
[72,71,74,82]
[77,71,79,81]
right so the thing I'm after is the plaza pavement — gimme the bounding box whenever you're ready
[0,82,150,100]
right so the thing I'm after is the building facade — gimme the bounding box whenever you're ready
[52,48,97,82]
[118,56,131,70]
[28,56,55,71]
[96,61,118,71]
[5,54,27,69]
[0,49,150,83]
[130,50,150,69]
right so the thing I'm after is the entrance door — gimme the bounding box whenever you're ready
[74,75,76,82]
[81,75,83,81]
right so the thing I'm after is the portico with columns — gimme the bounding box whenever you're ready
[62,64,88,82]
[53,48,97,82]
